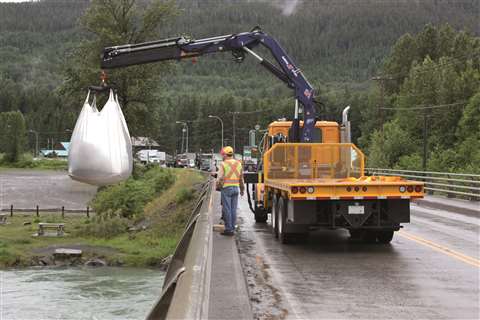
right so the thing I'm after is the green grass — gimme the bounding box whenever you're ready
[30,159,68,170]
[0,169,206,268]
[0,153,68,170]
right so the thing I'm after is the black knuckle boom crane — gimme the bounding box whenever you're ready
[101,27,315,143]
[100,27,424,244]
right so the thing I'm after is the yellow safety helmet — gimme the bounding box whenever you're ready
[221,146,234,156]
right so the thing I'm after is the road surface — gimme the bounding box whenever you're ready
[236,197,479,319]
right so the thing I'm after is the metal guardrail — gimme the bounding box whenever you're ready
[146,179,214,320]
[365,168,480,200]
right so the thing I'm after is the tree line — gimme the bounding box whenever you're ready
[0,0,478,173]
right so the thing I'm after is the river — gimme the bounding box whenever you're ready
[0,267,165,320]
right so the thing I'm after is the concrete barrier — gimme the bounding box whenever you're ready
[146,179,214,320]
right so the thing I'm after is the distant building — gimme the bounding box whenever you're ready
[131,137,160,152]
[40,142,70,158]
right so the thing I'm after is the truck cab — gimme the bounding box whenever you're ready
[264,120,340,145]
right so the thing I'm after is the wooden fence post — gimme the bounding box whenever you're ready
[62,206,65,219]
[10,204,13,217]
[36,205,39,217]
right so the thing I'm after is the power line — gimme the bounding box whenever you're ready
[381,100,468,111]
[174,109,273,124]
[230,109,273,115]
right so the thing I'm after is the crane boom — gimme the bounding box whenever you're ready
[101,28,317,142]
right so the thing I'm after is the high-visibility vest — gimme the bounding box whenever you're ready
[222,159,242,187]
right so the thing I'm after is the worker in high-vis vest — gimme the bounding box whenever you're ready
[217,146,245,236]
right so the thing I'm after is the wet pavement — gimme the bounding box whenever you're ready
[0,169,97,210]
[236,197,480,319]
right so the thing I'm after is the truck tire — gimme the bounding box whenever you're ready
[377,230,394,244]
[271,195,279,238]
[278,197,291,244]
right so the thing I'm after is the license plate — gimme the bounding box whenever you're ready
[348,205,364,214]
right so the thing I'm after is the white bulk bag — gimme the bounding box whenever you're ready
[68,90,133,186]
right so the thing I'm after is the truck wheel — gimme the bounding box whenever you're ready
[271,195,279,238]
[278,197,291,244]
[377,230,394,244]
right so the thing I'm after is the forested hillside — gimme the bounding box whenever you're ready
[0,0,478,172]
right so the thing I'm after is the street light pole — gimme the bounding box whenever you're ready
[176,121,189,153]
[181,128,185,153]
[208,115,224,150]
[231,112,238,152]
[185,124,189,153]
[28,130,39,158]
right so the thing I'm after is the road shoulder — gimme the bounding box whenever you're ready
[208,191,253,320]
[413,194,479,216]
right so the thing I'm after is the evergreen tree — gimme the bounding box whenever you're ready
[0,111,27,162]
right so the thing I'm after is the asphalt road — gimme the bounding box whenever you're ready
[0,169,97,210]
[236,197,480,320]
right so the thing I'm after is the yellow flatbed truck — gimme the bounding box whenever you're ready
[245,110,424,244]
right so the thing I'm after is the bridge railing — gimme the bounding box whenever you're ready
[365,168,480,201]
[146,178,214,320]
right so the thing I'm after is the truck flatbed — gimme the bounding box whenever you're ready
[265,178,423,200]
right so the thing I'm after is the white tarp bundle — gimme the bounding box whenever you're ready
[68,89,133,186]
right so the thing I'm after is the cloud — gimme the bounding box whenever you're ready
[280,0,301,16]
[249,0,302,16]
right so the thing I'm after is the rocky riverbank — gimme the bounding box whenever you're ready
[0,168,205,269]
[28,244,172,270]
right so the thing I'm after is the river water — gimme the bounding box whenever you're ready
[0,267,165,320]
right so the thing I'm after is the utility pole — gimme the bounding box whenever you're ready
[371,76,386,134]
[422,109,428,171]
[371,75,396,135]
